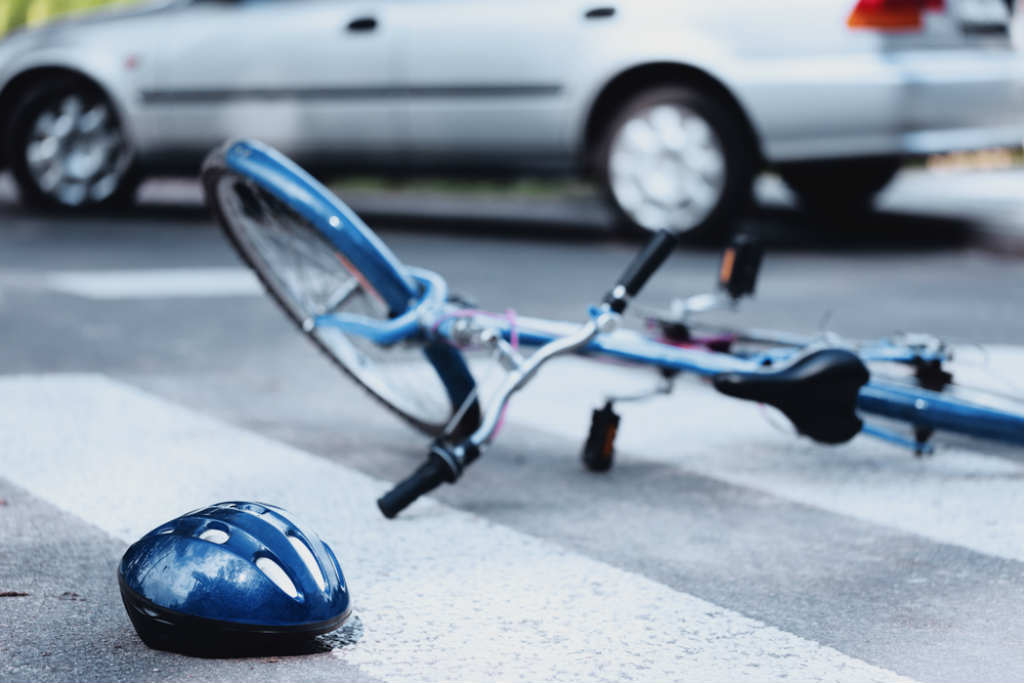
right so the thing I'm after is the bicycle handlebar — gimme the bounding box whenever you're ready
[377,455,451,518]
[377,442,476,518]
[605,230,679,313]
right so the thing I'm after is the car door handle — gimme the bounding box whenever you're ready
[584,6,616,19]
[346,16,377,32]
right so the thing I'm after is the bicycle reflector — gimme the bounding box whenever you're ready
[847,0,945,30]
[718,235,763,299]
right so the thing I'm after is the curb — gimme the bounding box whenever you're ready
[3,171,1024,253]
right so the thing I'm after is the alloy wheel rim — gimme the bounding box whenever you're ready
[24,94,131,206]
[608,103,727,232]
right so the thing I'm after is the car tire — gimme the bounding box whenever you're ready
[779,158,901,211]
[5,76,139,210]
[596,85,756,242]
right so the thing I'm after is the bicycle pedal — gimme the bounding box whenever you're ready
[582,402,620,472]
[718,235,763,300]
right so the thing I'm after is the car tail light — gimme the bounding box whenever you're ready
[847,0,945,30]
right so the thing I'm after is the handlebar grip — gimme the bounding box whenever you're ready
[605,230,678,311]
[377,453,453,518]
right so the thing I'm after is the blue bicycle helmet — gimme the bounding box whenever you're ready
[118,501,350,654]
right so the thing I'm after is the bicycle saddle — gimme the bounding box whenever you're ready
[712,349,869,444]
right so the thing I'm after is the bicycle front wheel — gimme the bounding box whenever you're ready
[201,140,478,437]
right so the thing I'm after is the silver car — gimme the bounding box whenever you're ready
[0,0,1021,238]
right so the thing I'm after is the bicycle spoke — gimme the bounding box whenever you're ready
[215,173,453,428]
[320,278,361,316]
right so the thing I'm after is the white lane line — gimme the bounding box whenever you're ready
[0,374,911,683]
[42,267,262,299]
[501,347,1024,564]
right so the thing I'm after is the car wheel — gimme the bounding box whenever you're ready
[779,158,901,211]
[597,85,756,241]
[6,76,138,210]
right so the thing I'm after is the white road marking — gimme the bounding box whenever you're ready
[502,347,1024,564]
[42,267,262,299]
[0,373,911,683]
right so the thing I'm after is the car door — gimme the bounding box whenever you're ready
[384,0,586,167]
[141,0,401,162]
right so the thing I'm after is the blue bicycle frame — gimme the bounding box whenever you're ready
[312,266,1024,449]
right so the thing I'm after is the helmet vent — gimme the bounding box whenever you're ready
[198,528,229,544]
[288,534,327,592]
[255,556,299,599]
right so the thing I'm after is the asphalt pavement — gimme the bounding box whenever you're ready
[0,169,1023,682]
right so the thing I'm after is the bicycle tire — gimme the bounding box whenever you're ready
[201,139,479,438]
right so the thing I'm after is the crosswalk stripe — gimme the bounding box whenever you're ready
[41,268,262,299]
[0,373,912,683]
[501,348,1024,564]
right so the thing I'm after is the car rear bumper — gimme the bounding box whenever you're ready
[744,49,1024,162]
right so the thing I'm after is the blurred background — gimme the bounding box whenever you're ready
[1,0,1022,235]
[1,0,130,34]
[0,0,1022,343]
